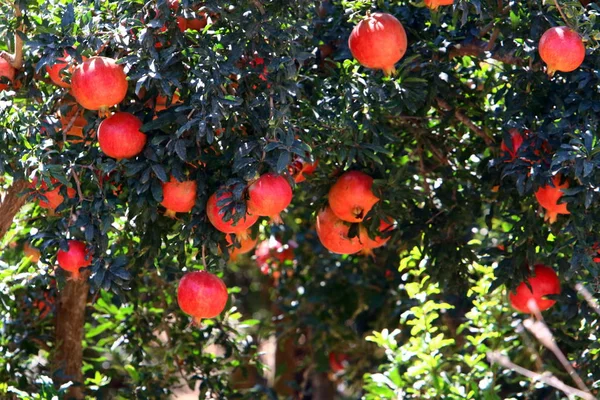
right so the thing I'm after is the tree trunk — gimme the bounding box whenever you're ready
[53,272,90,400]
[0,179,29,239]
[310,372,336,400]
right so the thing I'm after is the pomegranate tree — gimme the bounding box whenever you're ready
[316,206,363,255]
[538,26,585,76]
[97,112,147,159]
[509,264,561,313]
[348,12,407,76]
[161,177,197,217]
[177,270,228,325]
[247,173,293,223]
[0,58,16,91]
[206,191,259,238]
[329,171,379,223]
[71,57,128,112]
[56,240,92,280]
[535,175,570,224]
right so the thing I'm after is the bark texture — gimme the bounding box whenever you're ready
[53,271,90,400]
[0,179,29,239]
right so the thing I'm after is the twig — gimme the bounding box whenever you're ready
[70,169,86,202]
[0,2,24,69]
[487,351,596,400]
[523,318,592,395]
[575,283,600,317]
[251,0,265,15]
[434,97,494,145]
[553,0,569,27]
[201,244,207,268]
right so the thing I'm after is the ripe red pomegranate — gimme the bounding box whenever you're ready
[500,128,524,161]
[329,352,349,373]
[71,57,128,112]
[329,171,379,223]
[348,12,407,75]
[247,173,293,224]
[206,191,259,238]
[56,240,92,280]
[316,206,363,254]
[226,234,258,261]
[161,177,197,217]
[509,264,561,313]
[424,0,454,9]
[289,159,319,183]
[177,270,228,325]
[154,91,181,112]
[97,112,147,159]
[31,178,76,211]
[535,175,570,224]
[539,26,585,76]
[46,52,87,88]
[59,107,89,144]
[359,217,395,255]
[254,238,294,274]
[0,58,16,91]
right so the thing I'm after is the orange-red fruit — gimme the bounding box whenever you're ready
[97,112,147,159]
[46,52,87,88]
[329,352,349,373]
[348,12,407,76]
[71,57,128,111]
[226,234,258,261]
[509,264,561,313]
[500,128,524,161]
[329,171,379,223]
[247,173,293,224]
[359,217,395,254]
[24,242,41,263]
[32,178,76,211]
[535,175,570,224]
[0,58,16,91]
[539,26,585,76]
[316,206,363,255]
[59,108,89,143]
[161,177,197,216]
[56,240,92,280]
[177,270,228,325]
[424,0,454,9]
[206,191,259,237]
[290,159,319,183]
[254,238,294,274]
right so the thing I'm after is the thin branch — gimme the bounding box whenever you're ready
[0,2,24,69]
[251,0,265,15]
[523,318,591,395]
[575,283,600,317]
[487,351,596,400]
[553,0,569,27]
[434,97,494,145]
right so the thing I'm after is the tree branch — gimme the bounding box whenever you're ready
[0,179,29,240]
[0,2,24,69]
[434,97,494,145]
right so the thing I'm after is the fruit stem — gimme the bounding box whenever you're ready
[192,316,203,327]
[382,66,397,77]
[546,68,556,78]
[269,213,283,225]
[164,209,177,219]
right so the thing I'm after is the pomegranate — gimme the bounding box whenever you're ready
[24,242,41,263]
[289,159,319,183]
[424,0,454,9]
[34,291,54,319]
[31,178,76,211]
[161,176,197,217]
[316,206,363,254]
[0,58,16,91]
[535,175,570,224]
[46,52,86,88]
[206,191,259,238]
[254,237,294,274]
[509,264,561,313]
[226,234,258,261]
[359,217,395,255]
[59,107,88,144]
[247,173,293,224]
[500,128,524,161]
[155,91,181,112]
[539,26,585,76]
[348,12,407,75]
[56,240,92,280]
[97,112,147,159]
[177,270,228,325]
[71,57,128,112]
[329,352,349,373]
[329,171,379,223]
